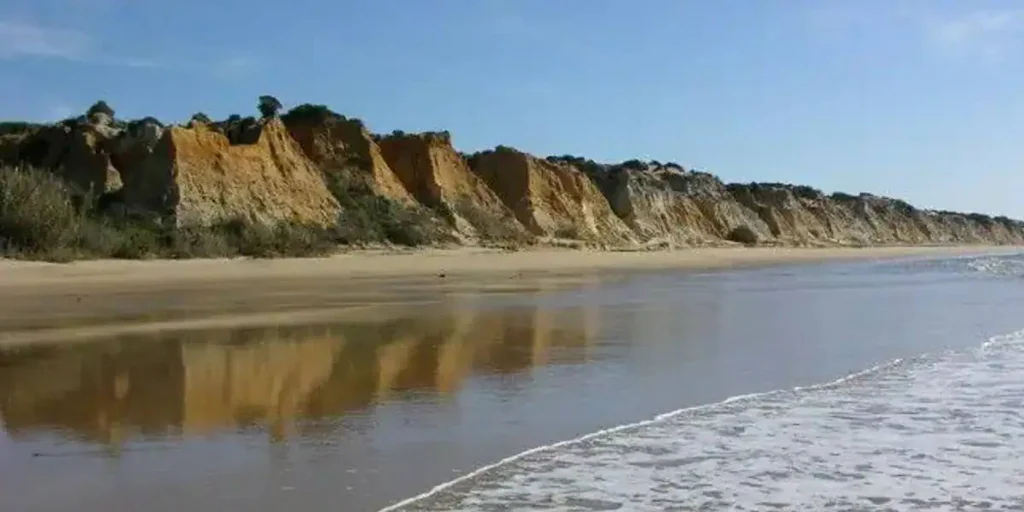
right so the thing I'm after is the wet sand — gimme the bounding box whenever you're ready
[3,248,1023,511]
[0,246,1014,346]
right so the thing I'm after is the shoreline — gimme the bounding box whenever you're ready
[0,245,1018,347]
[1,244,1017,287]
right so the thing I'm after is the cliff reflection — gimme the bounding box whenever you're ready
[0,301,597,446]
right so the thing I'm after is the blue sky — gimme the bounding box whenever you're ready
[2,0,1023,217]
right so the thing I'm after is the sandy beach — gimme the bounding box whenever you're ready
[0,245,1017,346]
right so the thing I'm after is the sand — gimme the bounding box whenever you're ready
[0,246,1017,346]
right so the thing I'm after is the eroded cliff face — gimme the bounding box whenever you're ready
[581,163,773,245]
[722,183,1024,246]
[0,117,137,196]
[468,147,635,246]
[377,131,529,242]
[282,112,413,203]
[122,118,340,227]
[3,102,1021,249]
[574,163,1024,247]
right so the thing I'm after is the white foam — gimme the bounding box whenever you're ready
[382,328,1024,511]
[981,328,1024,350]
[966,254,1024,278]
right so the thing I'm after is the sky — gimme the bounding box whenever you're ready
[1,0,1022,218]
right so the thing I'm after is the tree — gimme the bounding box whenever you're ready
[86,100,115,120]
[280,103,342,124]
[190,112,212,124]
[257,95,283,118]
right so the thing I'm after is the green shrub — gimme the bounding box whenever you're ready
[328,171,452,246]
[0,167,84,256]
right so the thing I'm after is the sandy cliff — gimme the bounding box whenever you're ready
[581,162,772,245]
[468,147,635,246]
[0,119,127,196]
[2,99,1021,250]
[121,118,339,227]
[281,107,413,203]
[377,131,529,242]
[725,184,1024,246]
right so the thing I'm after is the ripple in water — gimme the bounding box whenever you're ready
[386,330,1024,511]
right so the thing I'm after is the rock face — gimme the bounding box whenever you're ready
[282,109,412,202]
[724,184,1024,246]
[583,162,772,245]
[1,119,126,196]
[377,131,528,241]
[122,118,340,227]
[468,147,635,245]
[3,102,1022,249]
[580,164,1024,247]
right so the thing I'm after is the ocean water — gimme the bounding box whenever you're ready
[2,251,1023,512]
[389,253,1024,512]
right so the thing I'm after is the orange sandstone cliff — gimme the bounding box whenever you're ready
[281,108,413,203]
[122,118,339,227]
[468,146,635,246]
[2,99,1023,249]
[377,131,529,242]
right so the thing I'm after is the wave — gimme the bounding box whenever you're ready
[379,328,1024,511]
[965,253,1024,278]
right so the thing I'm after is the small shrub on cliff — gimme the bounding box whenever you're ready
[620,159,646,171]
[86,100,115,120]
[725,225,759,246]
[281,104,344,124]
[257,95,283,118]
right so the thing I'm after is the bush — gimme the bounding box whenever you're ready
[726,225,759,245]
[453,198,531,245]
[327,172,452,247]
[620,159,646,171]
[258,95,283,118]
[281,104,344,124]
[0,167,84,256]
[86,100,115,119]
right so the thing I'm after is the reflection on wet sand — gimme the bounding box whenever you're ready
[0,299,598,448]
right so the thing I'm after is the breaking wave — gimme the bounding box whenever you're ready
[382,328,1024,511]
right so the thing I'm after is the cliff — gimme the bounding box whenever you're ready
[580,161,773,246]
[281,106,413,203]
[468,146,635,246]
[120,118,339,227]
[2,98,1021,254]
[377,131,529,242]
[0,117,128,196]
[725,184,1024,246]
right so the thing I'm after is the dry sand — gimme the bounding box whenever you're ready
[0,246,1017,346]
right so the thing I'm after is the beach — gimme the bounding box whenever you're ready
[1,247,1023,511]
[0,245,1013,345]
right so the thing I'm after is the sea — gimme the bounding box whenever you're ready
[1,251,1023,511]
